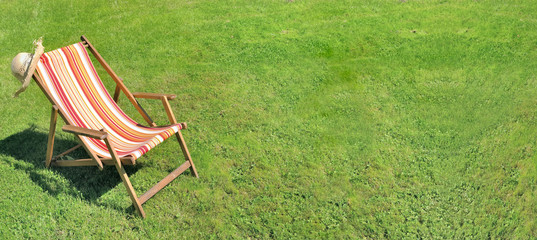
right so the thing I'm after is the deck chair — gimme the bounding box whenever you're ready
[31,35,198,218]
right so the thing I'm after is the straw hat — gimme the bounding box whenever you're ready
[11,38,44,97]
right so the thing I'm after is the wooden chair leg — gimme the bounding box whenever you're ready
[75,135,104,171]
[46,106,58,168]
[175,131,199,178]
[161,96,199,178]
[113,84,121,103]
[104,137,146,218]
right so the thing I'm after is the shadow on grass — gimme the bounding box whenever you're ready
[0,125,141,213]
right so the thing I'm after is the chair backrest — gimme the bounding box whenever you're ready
[35,42,171,159]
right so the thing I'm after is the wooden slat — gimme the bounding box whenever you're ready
[75,135,104,170]
[113,77,123,103]
[81,35,156,127]
[139,161,191,205]
[45,106,58,168]
[176,131,199,178]
[113,84,121,103]
[133,92,176,100]
[52,144,82,161]
[53,157,134,166]
[161,96,177,124]
[104,136,146,218]
[62,125,108,140]
[161,97,188,129]
[161,95,198,177]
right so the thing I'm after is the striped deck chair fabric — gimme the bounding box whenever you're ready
[36,42,182,160]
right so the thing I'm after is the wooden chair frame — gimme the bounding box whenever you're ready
[33,35,198,218]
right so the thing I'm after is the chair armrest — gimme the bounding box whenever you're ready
[132,92,176,100]
[62,125,108,140]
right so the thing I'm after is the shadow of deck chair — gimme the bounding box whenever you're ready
[32,35,199,218]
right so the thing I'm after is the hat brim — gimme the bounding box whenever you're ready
[13,40,44,97]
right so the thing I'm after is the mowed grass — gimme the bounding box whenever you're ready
[1,0,537,238]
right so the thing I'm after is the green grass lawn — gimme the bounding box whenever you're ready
[1,0,537,238]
